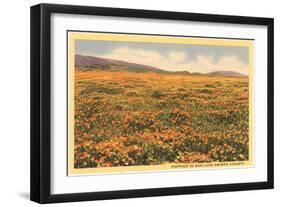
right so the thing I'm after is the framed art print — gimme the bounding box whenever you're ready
[30,3,274,203]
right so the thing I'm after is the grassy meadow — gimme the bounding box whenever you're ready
[73,70,249,168]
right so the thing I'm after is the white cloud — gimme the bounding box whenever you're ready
[168,51,186,64]
[90,46,249,75]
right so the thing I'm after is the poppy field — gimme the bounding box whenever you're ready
[73,70,250,169]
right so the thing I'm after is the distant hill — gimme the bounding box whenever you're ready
[207,71,247,78]
[75,54,247,77]
[75,54,164,72]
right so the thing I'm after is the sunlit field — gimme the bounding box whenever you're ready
[74,70,249,168]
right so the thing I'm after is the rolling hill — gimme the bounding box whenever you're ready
[75,54,164,72]
[75,54,247,78]
[207,71,248,78]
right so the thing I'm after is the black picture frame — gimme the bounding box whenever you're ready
[30,3,274,204]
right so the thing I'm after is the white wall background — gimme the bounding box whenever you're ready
[0,0,279,206]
